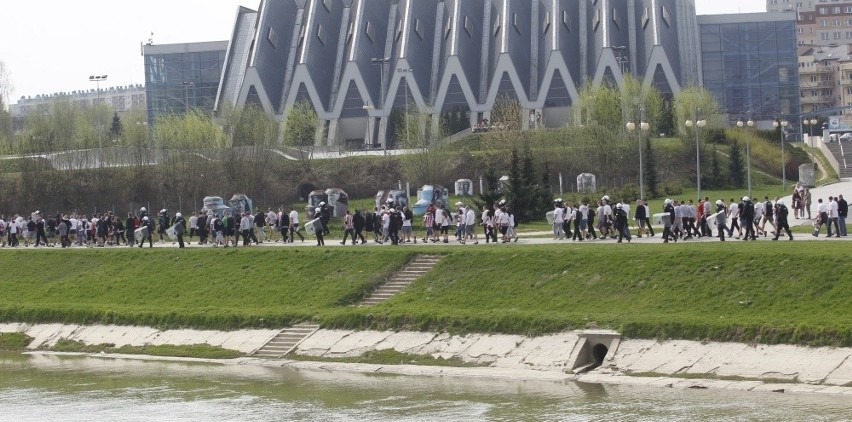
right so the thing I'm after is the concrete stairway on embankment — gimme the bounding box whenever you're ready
[252,323,320,358]
[360,255,442,306]
[823,141,852,178]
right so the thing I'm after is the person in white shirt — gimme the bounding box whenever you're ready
[829,196,840,237]
[506,208,518,242]
[602,200,613,239]
[498,206,511,242]
[563,204,573,239]
[289,207,304,242]
[578,202,590,240]
[239,212,253,246]
[727,199,740,238]
[266,208,278,240]
[552,200,564,240]
[189,213,198,242]
[464,207,478,244]
[753,200,765,237]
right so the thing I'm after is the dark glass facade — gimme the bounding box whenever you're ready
[143,41,228,126]
[699,14,800,122]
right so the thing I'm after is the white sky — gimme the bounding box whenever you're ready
[1,0,764,104]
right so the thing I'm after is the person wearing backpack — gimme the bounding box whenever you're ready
[773,200,793,241]
[212,216,224,247]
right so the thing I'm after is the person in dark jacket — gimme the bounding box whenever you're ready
[138,216,154,248]
[614,203,631,243]
[662,199,676,243]
[174,212,186,248]
[158,209,170,243]
[353,209,366,244]
[126,212,136,247]
[741,196,756,241]
[196,213,208,245]
[773,200,794,241]
[389,209,403,245]
[319,202,332,236]
[313,207,325,246]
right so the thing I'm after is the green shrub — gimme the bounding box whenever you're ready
[0,332,32,350]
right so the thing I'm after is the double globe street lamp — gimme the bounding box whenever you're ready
[736,118,754,198]
[626,113,650,200]
[773,119,789,192]
[685,113,707,202]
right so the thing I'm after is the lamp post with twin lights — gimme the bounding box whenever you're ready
[773,118,789,192]
[685,110,707,202]
[736,117,754,198]
[89,75,108,153]
[626,106,650,200]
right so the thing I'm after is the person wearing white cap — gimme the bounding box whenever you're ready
[314,207,325,246]
[139,216,154,248]
[715,199,728,242]
[174,212,186,248]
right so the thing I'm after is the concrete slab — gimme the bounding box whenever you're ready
[325,331,390,357]
[294,330,351,356]
[373,332,437,353]
[461,334,525,364]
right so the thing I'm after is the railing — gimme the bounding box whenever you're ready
[803,80,836,88]
[799,67,834,75]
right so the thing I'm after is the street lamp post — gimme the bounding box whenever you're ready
[626,106,650,200]
[736,117,755,198]
[685,110,707,203]
[397,67,414,148]
[773,118,789,192]
[371,57,391,154]
[89,75,108,153]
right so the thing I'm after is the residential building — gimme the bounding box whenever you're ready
[10,85,146,119]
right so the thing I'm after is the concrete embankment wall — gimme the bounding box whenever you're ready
[3,323,851,391]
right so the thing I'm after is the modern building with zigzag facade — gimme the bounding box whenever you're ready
[215,0,702,148]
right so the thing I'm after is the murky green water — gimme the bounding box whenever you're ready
[0,352,850,421]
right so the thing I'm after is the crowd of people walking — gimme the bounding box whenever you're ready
[0,184,845,249]
[543,184,846,244]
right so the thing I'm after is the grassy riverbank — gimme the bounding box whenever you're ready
[0,244,850,347]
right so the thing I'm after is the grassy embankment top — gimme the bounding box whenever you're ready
[0,244,849,347]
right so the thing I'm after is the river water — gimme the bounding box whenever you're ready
[1,352,850,421]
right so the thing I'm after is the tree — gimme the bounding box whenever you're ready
[396,106,449,185]
[109,112,123,140]
[674,86,723,190]
[283,100,322,165]
[283,100,321,149]
[619,74,664,135]
[710,144,722,188]
[473,167,502,212]
[577,80,622,129]
[0,61,11,148]
[482,95,523,151]
[153,109,223,150]
[225,104,281,198]
[506,144,551,223]
[643,137,658,198]
[673,86,722,137]
[728,140,745,188]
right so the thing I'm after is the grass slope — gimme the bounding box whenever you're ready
[0,244,850,347]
